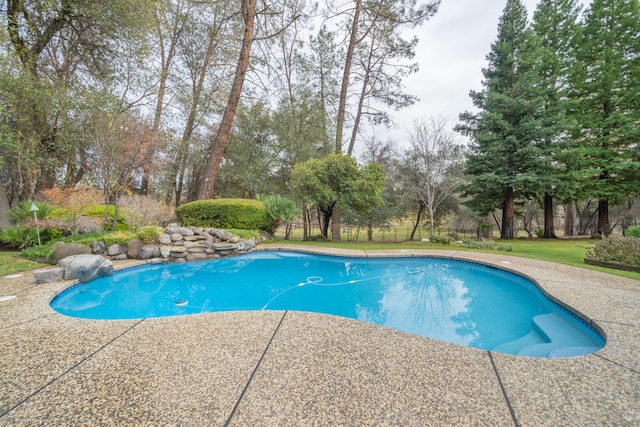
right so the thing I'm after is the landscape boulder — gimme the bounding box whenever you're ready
[57,254,113,283]
[33,267,65,284]
[64,217,105,236]
[127,238,145,259]
[50,243,92,265]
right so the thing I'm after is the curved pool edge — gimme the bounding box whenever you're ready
[258,246,609,355]
[3,248,639,424]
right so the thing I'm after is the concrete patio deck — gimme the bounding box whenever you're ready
[1,246,638,426]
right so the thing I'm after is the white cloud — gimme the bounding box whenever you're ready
[380,0,588,147]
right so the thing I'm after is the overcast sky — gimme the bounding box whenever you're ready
[382,0,589,145]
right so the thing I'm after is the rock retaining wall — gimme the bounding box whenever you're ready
[52,225,259,265]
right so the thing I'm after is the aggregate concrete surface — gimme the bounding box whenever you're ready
[1,246,638,426]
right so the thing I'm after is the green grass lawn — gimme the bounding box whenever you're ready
[0,251,42,276]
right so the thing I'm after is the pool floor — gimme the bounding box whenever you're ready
[1,247,638,425]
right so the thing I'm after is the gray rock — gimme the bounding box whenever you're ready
[127,238,145,259]
[166,226,194,236]
[64,217,105,236]
[170,246,187,253]
[170,233,184,242]
[186,252,207,262]
[91,240,107,255]
[184,235,206,241]
[228,236,240,244]
[57,254,113,283]
[237,239,256,251]
[140,245,160,260]
[213,243,235,251]
[159,245,172,258]
[113,254,128,260]
[50,243,92,265]
[107,243,126,257]
[217,231,234,241]
[170,251,187,258]
[33,267,65,284]
[159,233,172,245]
[187,247,205,253]
[50,241,66,253]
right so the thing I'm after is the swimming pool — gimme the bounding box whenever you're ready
[50,250,605,358]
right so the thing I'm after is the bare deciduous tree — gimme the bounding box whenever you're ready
[398,116,465,239]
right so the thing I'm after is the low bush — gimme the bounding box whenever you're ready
[9,201,55,223]
[136,226,163,244]
[49,204,129,231]
[175,198,269,230]
[625,225,640,238]
[0,226,39,249]
[463,240,512,252]
[430,236,453,245]
[119,195,175,231]
[587,235,640,266]
[258,195,299,234]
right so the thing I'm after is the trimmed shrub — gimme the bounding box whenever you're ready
[175,198,270,230]
[587,235,640,266]
[625,225,640,237]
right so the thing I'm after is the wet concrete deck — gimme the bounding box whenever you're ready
[1,246,638,426]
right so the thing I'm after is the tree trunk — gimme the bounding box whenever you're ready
[501,187,515,239]
[597,199,610,236]
[346,38,374,156]
[335,0,362,153]
[564,201,574,237]
[331,206,341,242]
[543,193,557,238]
[410,203,425,240]
[0,184,13,228]
[303,205,309,240]
[197,0,256,200]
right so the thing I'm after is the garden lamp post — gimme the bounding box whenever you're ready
[30,203,41,246]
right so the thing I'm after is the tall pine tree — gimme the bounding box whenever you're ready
[531,0,582,238]
[569,0,640,235]
[458,0,546,239]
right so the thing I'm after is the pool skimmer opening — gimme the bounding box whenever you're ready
[175,298,188,307]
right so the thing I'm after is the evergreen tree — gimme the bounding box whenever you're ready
[568,0,640,235]
[531,0,582,238]
[457,0,546,239]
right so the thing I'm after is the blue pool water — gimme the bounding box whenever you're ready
[50,250,605,358]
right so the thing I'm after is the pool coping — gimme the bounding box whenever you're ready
[1,245,639,425]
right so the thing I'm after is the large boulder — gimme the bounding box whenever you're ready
[50,243,92,265]
[57,254,113,283]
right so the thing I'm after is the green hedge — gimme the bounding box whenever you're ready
[175,198,269,230]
